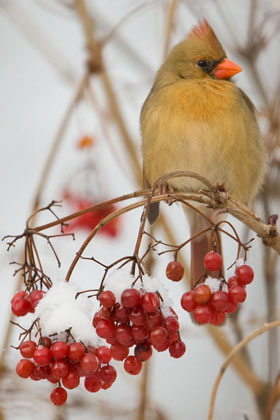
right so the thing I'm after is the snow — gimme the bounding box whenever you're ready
[34,281,99,346]
[204,276,228,293]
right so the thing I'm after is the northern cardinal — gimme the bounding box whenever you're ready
[141,20,265,287]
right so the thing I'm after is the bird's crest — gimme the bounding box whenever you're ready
[188,19,224,54]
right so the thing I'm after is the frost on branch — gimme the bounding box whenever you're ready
[35,282,99,346]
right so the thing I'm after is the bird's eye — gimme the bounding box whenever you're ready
[197,60,208,68]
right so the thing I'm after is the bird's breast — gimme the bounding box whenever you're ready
[141,80,264,203]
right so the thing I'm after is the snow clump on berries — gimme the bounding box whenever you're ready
[35,282,99,345]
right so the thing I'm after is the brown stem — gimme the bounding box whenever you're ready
[266,371,280,420]
[208,321,280,420]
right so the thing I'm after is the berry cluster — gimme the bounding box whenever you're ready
[180,252,254,325]
[93,287,186,375]
[11,290,45,317]
[16,338,116,405]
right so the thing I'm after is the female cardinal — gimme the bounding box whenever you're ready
[141,20,265,287]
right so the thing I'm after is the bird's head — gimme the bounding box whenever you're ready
[158,19,241,83]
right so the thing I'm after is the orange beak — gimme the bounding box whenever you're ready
[213,58,242,80]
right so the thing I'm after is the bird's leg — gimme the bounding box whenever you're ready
[158,182,175,204]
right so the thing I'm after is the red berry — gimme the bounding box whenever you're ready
[16,359,34,378]
[50,387,67,405]
[38,336,52,348]
[110,343,129,361]
[236,265,254,285]
[150,327,168,347]
[11,297,31,317]
[80,354,99,374]
[211,312,226,326]
[153,341,169,352]
[166,261,184,282]
[228,285,247,303]
[168,332,180,345]
[169,341,186,358]
[193,284,211,304]
[204,252,223,271]
[121,289,141,308]
[141,292,159,313]
[62,370,80,389]
[165,316,179,334]
[96,346,111,364]
[99,290,116,308]
[33,346,52,366]
[226,300,238,314]
[132,325,149,342]
[29,290,45,309]
[134,343,153,362]
[96,319,117,340]
[193,305,213,324]
[30,365,47,381]
[210,291,228,312]
[51,342,69,359]
[129,306,146,326]
[19,341,36,358]
[99,365,117,384]
[227,276,238,288]
[11,291,27,304]
[112,304,130,323]
[84,374,101,392]
[51,360,70,379]
[145,310,163,330]
[68,342,86,362]
[181,291,196,312]
[124,356,142,375]
[116,324,134,347]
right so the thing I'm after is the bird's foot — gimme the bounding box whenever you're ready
[158,182,175,204]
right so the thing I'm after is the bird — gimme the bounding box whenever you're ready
[140,19,265,288]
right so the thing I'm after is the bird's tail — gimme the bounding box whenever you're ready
[184,207,223,288]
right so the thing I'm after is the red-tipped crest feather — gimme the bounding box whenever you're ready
[188,19,223,52]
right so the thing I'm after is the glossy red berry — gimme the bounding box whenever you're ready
[204,252,223,271]
[11,297,31,317]
[99,365,117,384]
[121,288,141,308]
[84,374,101,393]
[124,356,142,375]
[110,343,129,361]
[62,370,80,389]
[29,290,45,309]
[166,261,184,282]
[211,311,226,326]
[68,342,86,362]
[235,265,254,285]
[96,319,117,340]
[38,336,52,348]
[96,346,111,364]
[225,300,238,314]
[131,325,149,342]
[141,292,159,313]
[129,306,146,326]
[228,285,247,303]
[169,341,186,358]
[164,316,179,334]
[181,291,196,312]
[193,284,211,304]
[149,327,168,347]
[51,342,69,359]
[19,341,36,358]
[50,387,67,406]
[134,343,153,362]
[16,359,35,378]
[227,276,239,288]
[193,305,213,324]
[145,310,163,330]
[33,346,52,366]
[116,324,134,347]
[51,360,71,379]
[99,290,116,308]
[209,291,228,312]
[112,304,130,323]
[80,354,99,374]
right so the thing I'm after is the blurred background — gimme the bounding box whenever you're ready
[0,0,280,419]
